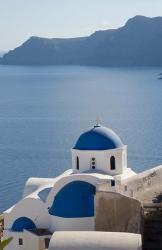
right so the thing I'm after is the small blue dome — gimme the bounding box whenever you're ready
[74,125,124,150]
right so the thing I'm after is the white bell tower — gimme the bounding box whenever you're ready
[71,124,128,176]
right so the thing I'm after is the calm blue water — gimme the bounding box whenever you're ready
[0,65,162,212]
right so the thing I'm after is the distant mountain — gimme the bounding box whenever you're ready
[0,51,6,57]
[1,16,162,66]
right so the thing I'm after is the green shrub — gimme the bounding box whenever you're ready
[0,237,13,250]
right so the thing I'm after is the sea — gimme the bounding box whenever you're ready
[0,65,162,212]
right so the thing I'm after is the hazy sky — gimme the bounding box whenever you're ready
[0,0,162,51]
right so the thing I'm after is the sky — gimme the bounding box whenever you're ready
[0,0,162,51]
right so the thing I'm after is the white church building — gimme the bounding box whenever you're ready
[5,122,162,250]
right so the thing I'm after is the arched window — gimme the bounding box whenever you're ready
[110,156,115,170]
[111,180,115,187]
[76,156,79,170]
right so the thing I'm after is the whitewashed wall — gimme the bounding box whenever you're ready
[50,216,94,232]
[72,146,127,175]
[4,197,50,230]
[121,165,162,197]
[49,231,142,250]
[3,229,51,250]
[3,230,24,250]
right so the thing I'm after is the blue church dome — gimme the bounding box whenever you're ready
[74,124,124,150]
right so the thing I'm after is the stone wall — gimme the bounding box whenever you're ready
[95,191,142,233]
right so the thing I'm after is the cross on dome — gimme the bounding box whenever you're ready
[94,118,102,128]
